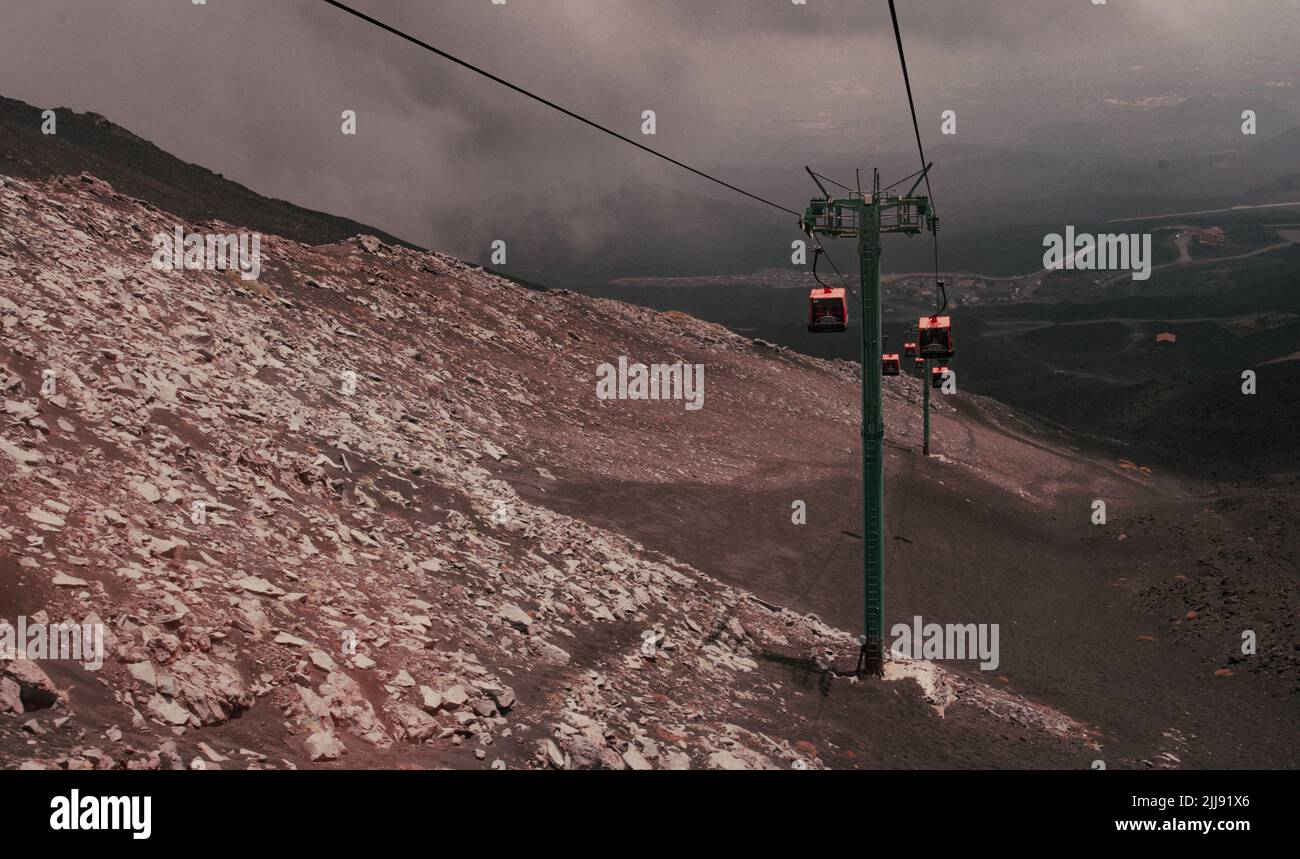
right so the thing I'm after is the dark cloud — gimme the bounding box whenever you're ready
[2,0,1297,280]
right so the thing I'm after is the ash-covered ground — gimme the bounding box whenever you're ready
[0,104,1295,770]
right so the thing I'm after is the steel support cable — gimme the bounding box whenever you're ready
[880,165,927,193]
[322,0,801,218]
[810,170,858,195]
[885,0,944,314]
[325,0,869,621]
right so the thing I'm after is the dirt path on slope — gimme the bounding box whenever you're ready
[508,390,1299,767]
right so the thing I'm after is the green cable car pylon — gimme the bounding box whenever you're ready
[802,165,935,675]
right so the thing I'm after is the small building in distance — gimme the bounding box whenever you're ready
[1195,226,1226,245]
[1155,331,1177,345]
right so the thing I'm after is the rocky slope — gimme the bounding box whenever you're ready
[0,170,1120,770]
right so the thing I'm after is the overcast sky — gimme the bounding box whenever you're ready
[3,0,1298,277]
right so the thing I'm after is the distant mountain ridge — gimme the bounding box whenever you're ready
[0,95,421,251]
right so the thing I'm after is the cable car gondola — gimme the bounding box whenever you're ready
[808,286,847,333]
[931,364,951,388]
[881,354,901,376]
[918,315,954,360]
[903,341,917,359]
[914,356,924,370]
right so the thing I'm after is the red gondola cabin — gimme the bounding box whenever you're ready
[918,315,954,359]
[903,341,917,358]
[808,287,847,333]
[881,354,901,376]
[931,364,951,388]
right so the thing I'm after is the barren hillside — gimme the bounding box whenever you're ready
[0,105,1295,770]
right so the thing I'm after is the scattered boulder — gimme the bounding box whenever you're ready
[418,686,442,714]
[530,637,571,666]
[499,603,532,632]
[305,730,346,762]
[393,703,439,743]
[3,660,60,710]
[237,576,285,597]
[441,684,469,709]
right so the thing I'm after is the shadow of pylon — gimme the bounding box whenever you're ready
[757,649,845,696]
